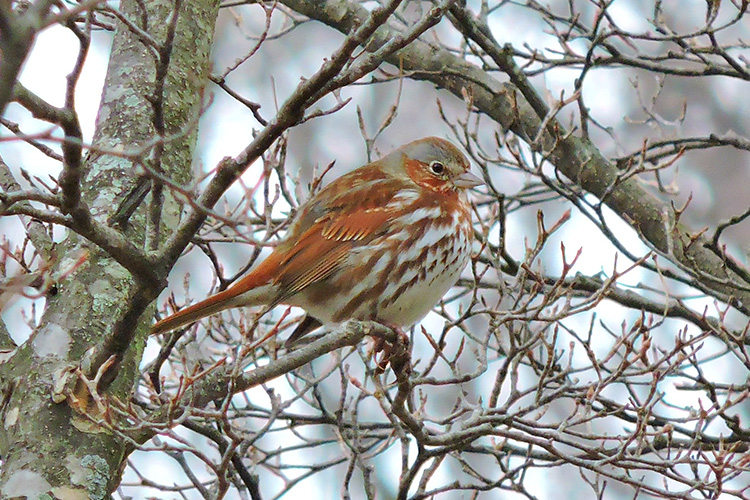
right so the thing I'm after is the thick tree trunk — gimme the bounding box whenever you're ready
[0,0,219,495]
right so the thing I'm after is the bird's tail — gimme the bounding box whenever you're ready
[150,283,275,335]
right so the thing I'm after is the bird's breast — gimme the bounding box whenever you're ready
[288,201,473,328]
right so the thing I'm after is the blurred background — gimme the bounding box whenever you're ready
[2,0,749,498]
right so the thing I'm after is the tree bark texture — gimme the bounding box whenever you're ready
[0,0,219,495]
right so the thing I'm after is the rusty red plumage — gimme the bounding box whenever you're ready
[151,137,482,341]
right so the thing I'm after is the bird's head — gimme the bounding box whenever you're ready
[390,137,483,193]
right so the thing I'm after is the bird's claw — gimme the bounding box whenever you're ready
[370,325,411,374]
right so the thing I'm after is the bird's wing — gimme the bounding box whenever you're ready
[273,175,414,300]
[275,202,394,298]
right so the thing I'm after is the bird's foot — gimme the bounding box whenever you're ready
[369,323,411,375]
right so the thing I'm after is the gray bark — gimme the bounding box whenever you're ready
[0,0,219,495]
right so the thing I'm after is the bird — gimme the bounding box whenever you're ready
[150,137,482,345]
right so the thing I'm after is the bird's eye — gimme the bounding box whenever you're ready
[429,161,445,175]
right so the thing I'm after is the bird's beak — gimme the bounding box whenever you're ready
[453,171,483,189]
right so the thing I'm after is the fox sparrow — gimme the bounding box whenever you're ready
[151,137,482,344]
